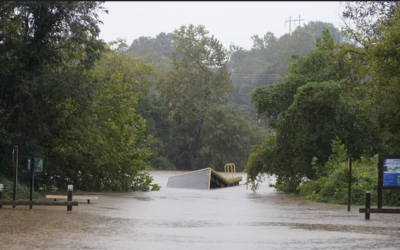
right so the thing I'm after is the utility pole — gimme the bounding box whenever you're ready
[298,15,304,27]
[285,15,292,35]
[285,15,305,35]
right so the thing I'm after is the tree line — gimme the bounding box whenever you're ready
[246,1,400,205]
[125,21,343,173]
[0,1,158,191]
[0,1,352,192]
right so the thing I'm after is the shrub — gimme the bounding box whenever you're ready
[131,172,161,191]
[0,177,40,199]
[298,139,400,206]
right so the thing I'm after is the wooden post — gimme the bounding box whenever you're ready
[347,155,352,212]
[0,184,3,209]
[365,191,371,220]
[29,158,34,210]
[67,185,73,211]
[378,155,383,209]
[13,146,18,209]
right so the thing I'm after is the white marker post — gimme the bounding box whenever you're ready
[67,185,73,211]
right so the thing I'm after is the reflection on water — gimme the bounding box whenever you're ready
[1,171,400,250]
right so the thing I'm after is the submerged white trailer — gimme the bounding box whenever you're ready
[166,167,242,190]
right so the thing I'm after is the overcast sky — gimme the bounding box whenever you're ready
[97,1,344,50]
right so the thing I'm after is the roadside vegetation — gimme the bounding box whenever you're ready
[246,2,400,206]
[2,1,399,200]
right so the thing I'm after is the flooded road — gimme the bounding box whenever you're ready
[1,171,400,249]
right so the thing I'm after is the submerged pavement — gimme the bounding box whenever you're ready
[0,171,399,249]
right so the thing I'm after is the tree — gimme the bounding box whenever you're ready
[247,30,377,192]
[251,32,277,50]
[246,3,400,196]
[200,107,264,171]
[340,1,400,45]
[302,21,343,43]
[0,1,107,178]
[136,91,176,170]
[126,32,173,72]
[37,42,155,191]
[127,28,265,171]
[126,32,173,58]
[227,22,342,115]
[156,24,232,170]
[0,2,160,191]
[364,8,400,154]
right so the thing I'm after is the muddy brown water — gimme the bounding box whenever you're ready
[1,171,400,250]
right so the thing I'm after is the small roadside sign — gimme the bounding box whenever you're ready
[34,158,43,172]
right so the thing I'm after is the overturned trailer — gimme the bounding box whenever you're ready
[166,164,242,190]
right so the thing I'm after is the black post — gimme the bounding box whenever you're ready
[13,146,18,209]
[0,184,3,209]
[348,155,352,212]
[29,158,34,210]
[365,191,371,220]
[378,155,383,209]
[67,185,73,211]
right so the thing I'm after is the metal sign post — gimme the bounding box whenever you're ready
[28,158,34,209]
[347,155,352,212]
[13,146,18,209]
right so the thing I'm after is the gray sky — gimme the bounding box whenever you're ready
[98,1,344,50]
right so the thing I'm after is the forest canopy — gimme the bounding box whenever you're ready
[1,1,381,196]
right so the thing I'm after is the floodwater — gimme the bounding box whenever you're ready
[1,171,400,250]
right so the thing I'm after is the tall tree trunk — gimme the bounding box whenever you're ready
[189,115,205,169]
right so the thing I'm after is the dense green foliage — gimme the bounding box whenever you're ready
[35,46,156,191]
[0,2,268,191]
[4,1,389,198]
[246,2,400,207]
[247,30,376,192]
[126,22,344,172]
[228,21,343,114]
[130,25,266,171]
[126,32,173,72]
[0,177,39,199]
[299,139,400,206]
[0,2,159,191]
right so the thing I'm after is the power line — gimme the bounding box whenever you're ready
[230,75,281,78]
[230,75,280,77]
[230,76,280,78]
[229,74,282,79]
[230,73,281,76]
[229,73,281,77]
[230,76,280,79]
